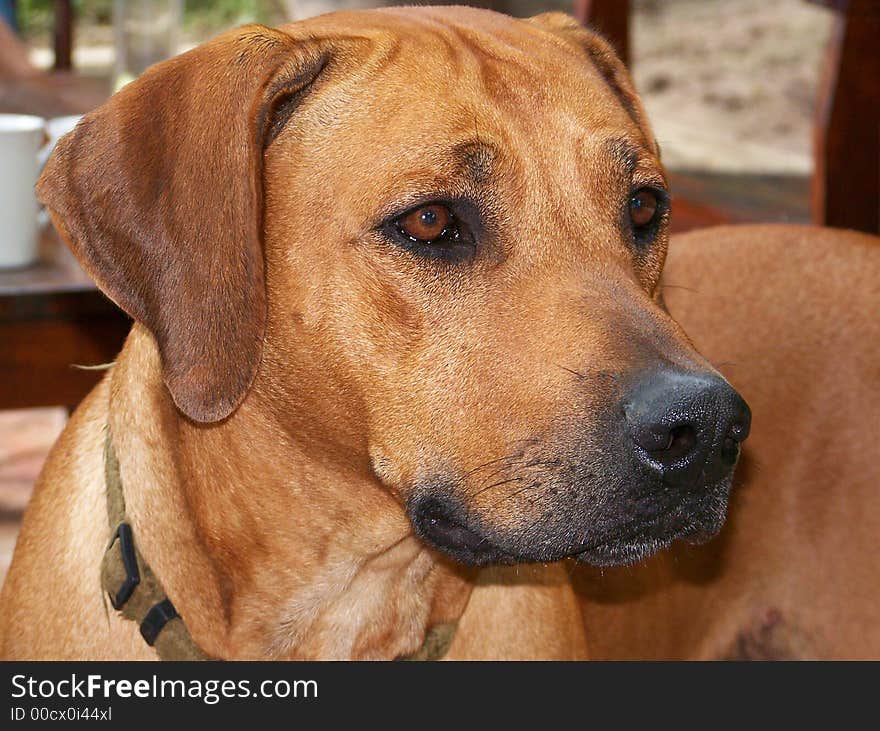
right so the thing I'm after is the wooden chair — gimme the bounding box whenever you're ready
[52,0,74,71]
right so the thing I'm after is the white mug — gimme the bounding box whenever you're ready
[0,114,46,269]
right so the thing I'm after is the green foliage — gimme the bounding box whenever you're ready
[183,0,284,36]
[15,0,57,37]
[14,1,286,42]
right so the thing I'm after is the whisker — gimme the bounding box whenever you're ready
[491,481,541,506]
[559,365,587,379]
[468,459,530,493]
[509,437,541,446]
[659,283,700,293]
[459,452,525,481]
[520,457,562,469]
[471,475,525,498]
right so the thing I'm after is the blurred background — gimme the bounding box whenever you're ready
[0,0,877,585]
[9,0,835,174]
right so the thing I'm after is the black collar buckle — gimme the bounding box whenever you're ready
[107,522,140,610]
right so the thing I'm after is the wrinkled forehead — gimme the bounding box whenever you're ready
[272,8,656,230]
[287,8,645,146]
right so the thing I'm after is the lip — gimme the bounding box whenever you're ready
[418,511,719,567]
[411,498,521,566]
[576,535,679,567]
[571,499,726,567]
[410,473,732,567]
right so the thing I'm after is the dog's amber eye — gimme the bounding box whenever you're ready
[397,204,454,243]
[629,189,659,229]
[384,200,476,262]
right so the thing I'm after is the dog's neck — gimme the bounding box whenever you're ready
[107,326,471,659]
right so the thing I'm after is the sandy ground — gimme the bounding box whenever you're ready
[630,0,831,173]
[1,0,833,587]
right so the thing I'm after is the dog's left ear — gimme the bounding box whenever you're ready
[527,12,659,156]
[38,26,334,423]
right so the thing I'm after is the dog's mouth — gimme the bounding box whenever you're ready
[411,498,519,566]
[409,488,729,568]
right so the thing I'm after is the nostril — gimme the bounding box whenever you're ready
[624,368,751,486]
[721,415,750,465]
[729,421,749,442]
[650,424,697,464]
[720,435,740,465]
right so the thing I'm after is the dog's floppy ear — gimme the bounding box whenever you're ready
[38,26,329,423]
[527,12,658,155]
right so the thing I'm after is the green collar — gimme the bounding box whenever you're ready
[100,431,456,661]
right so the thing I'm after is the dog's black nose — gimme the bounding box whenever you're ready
[623,369,751,487]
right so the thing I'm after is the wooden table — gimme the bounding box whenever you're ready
[0,226,130,410]
[808,0,880,233]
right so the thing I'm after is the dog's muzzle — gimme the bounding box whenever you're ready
[408,366,751,568]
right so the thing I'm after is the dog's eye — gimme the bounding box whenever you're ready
[627,187,668,248]
[629,189,659,229]
[384,201,476,262]
[396,204,456,244]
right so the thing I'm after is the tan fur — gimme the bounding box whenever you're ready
[1,6,876,661]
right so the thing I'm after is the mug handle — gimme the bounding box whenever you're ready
[37,126,52,169]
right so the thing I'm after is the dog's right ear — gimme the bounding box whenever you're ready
[37,26,332,423]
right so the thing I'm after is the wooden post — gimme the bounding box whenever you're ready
[809,0,880,233]
[53,0,73,71]
[573,0,631,67]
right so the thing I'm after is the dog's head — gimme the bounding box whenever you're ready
[38,7,749,568]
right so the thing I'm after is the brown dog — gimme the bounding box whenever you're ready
[0,6,860,660]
